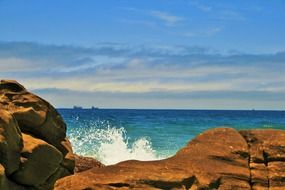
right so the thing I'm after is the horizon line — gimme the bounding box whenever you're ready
[56,107,285,111]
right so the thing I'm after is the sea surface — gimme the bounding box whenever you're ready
[58,109,285,165]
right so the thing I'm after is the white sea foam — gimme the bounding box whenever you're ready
[68,124,162,165]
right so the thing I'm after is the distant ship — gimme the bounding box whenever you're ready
[73,106,83,110]
[91,106,99,110]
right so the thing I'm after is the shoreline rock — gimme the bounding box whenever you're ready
[55,128,285,190]
[0,80,75,190]
[74,154,105,173]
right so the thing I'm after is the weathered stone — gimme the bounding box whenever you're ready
[0,164,25,190]
[0,109,22,175]
[250,162,268,189]
[268,162,285,189]
[0,80,26,93]
[35,166,71,190]
[59,138,75,174]
[240,129,285,190]
[74,154,105,173]
[12,133,63,186]
[0,80,75,189]
[55,128,251,190]
[0,80,67,152]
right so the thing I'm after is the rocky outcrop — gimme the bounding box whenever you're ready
[1,80,285,190]
[0,80,75,190]
[74,154,105,173]
[55,128,285,190]
[240,130,285,189]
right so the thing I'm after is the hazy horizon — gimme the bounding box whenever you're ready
[1,0,285,109]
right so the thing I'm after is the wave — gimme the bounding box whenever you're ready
[67,123,163,165]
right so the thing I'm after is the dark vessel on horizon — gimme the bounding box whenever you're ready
[73,106,83,110]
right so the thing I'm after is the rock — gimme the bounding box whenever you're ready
[0,110,23,175]
[11,133,63,187]
[0,80,75,189]
[60,138,76,174]
[74,154,105,173]
[240,129,285,190]
[0,80,26,92]
[36,166,71,190]
[0,80,67,152]
[55,128,251,189]
[0,164,25,190]
[55,128,285,190]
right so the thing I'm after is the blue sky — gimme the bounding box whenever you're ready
[0,0,285,109]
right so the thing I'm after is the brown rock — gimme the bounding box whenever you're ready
[54,128,285,190]
[0,110,22,175]
[12,133,63,187]
[0,164,25,190]
[0,80,26,92]
[250,162,268,189]
[74,154,105,173]
[36,166,71,190]
[0,80,67,152]
[240,129,285,190]
[60,138,75,174]
[55,127,251,190]
[0,80,75,189]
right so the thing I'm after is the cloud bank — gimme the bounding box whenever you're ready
[0,41,285,109]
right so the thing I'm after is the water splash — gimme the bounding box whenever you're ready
[68,123,162,165]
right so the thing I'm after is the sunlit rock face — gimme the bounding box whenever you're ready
[0,80,75,190]
[55,128,285,190]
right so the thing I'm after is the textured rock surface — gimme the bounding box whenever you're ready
[0,110,22,175]
[74,154,105,173]
[55,128,285,190]
[0,80,75,190]
[0,80,67,150]
[240,129,285,190]
[12,133,63,186]
[0,164,25,190]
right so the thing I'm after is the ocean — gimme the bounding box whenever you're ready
[58,109,285,165]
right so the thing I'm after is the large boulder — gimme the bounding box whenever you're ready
[12,133,63,187]
[0,80,75,189]
[0,110,22,175]
[0,80,67,151]
[55,128,285,190]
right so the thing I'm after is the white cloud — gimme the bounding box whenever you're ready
[189,1,245,21]
[0,58,35,71]
[122,7,184,26]
[149,10,184,26]
[1,41,285,109]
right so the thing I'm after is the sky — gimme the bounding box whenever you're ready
[0,0,285,109]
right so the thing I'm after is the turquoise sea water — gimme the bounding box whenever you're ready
[58,109,285,165]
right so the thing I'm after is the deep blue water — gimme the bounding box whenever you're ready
[58,109,285,165]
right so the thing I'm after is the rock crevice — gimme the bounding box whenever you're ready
[240,130,285,189]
